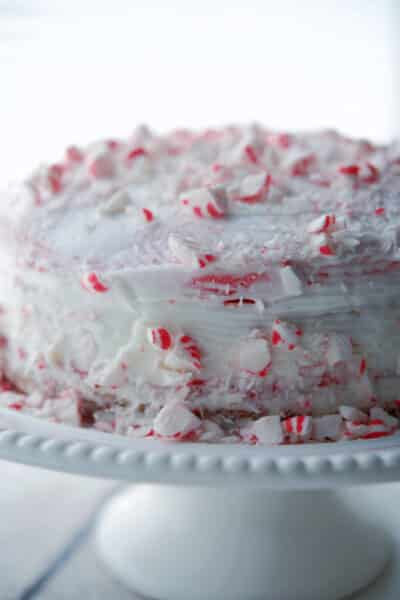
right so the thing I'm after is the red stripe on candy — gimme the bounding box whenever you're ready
[142,208,154,222]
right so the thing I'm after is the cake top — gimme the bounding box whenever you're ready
[2,125,400,288]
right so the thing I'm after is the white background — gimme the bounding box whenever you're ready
[0,0,399,180]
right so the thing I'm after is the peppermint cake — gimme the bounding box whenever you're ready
[0,125,400,444]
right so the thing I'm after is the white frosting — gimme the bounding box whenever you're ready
[0,125,399,442]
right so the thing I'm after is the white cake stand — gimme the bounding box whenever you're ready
[0,409,399,600]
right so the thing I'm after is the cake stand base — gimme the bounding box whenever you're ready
[96,484,390,600]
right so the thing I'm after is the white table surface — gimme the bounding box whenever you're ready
[0,458,399,599]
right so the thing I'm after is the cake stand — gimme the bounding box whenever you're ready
[0,409,399,600]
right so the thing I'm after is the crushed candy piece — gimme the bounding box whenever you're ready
[180,187,227,219]
[153,403,201,438]
[248,416,283,444]
[81,272,109,293]
[283,415,312,441]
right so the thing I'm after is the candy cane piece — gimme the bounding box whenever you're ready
[271,320,299,349]
[339,405,368,424]
[283,415,312,441]
[307,214,336,234]
[126,147,148,162]
[169,233,217,269]
[81,272,109,293]
[249,416,283,444]
[142,208,154,222]
[147,327,173,351]
[244,144,259,164]
[338,164,360,176]
[239,173,271,204]
[309,233,335,257]
[362,163,380,184]
[238,338,271,376]
[153,403,201,438]
[370,407,398,429]
[345,420,391,440]
[312,415,343,441]
[179,335,202,369]
[290,153,315,176]
[359,357,367,375]
[179,187,227,219]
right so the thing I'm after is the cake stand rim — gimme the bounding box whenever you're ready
[1,408,400,488]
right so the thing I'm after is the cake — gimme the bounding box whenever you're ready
[0,124,400,444]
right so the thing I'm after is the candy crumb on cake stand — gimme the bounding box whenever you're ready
[0,409,398,600]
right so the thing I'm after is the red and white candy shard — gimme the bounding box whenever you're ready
[45,166,63,194]
[87,357,126,388]
[153,403,201,438]
[271,320,300,350]
[146,327,202,372]
[248,416,283,444]
[124,205,154,224]
[168,233,217,269]
[198,420,224,443]
[140,208,154,224]
[279,266,302,297]
[147,327,173,351]
[126,146,148,162]
[178,335,202,370]
[282,415,312,441]
[237,337,271,376]
[309,233,335,257]
[307,214,337,234]
[344,418,392,440]
[312,415,343,441]
[180,187,227,219]
[287,152,315,176]
[369,407,398,429]
[81,272,109,293]
[39,390,81,426]
[326,334,353,366]
[238,173,271,203]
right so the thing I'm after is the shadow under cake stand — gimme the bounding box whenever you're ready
[0,409,399,600]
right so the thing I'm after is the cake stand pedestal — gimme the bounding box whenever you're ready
[0,410,399,600]
[97,485,388,600]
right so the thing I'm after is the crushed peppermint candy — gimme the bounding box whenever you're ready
[312,415,343,441]
[148,327,173,351]
[168,233,217,269]
[180,187,227,219]
[238,173,271,204]
[247,416,283,445]
[237,337,271,376]
[153,402,201,438]
[271,320,300,350]
[81,272,109,293]
[283,415,313,442]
